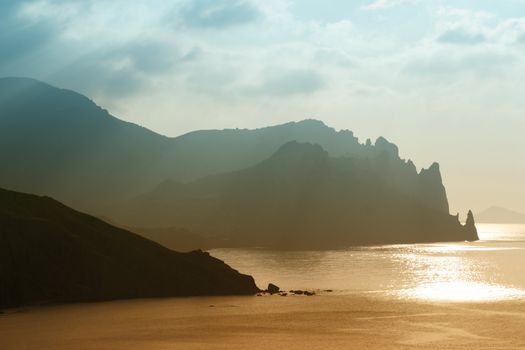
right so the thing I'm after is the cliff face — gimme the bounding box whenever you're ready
[118,142,478,249]
[0,188,259,309]
[418,162,450,214]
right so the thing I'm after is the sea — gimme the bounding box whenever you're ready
[3,224,525,349]
[210,224,525,302]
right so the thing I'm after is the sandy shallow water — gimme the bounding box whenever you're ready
[2,294,525,349]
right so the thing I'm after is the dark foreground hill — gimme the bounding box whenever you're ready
[0,188,259,309]
[118,142,478,249]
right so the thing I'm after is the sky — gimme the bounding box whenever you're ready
[1,0,525,215]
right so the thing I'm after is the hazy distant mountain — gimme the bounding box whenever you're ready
[476,206,525,224]
[0,77,174,212]
[0,77,475,249]
[0,77,447,216]
[0,188,258,309]
[117,142,477,249]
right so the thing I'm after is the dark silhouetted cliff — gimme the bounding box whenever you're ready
[0,188,259,309]
[118,142,478,249]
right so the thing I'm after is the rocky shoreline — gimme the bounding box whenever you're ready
[256,283,328,297]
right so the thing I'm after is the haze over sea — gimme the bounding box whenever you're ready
[211,224,525,302]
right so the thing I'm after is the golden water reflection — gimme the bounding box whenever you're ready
[397,242,525,302]
[403,281,525,302]
[211,225,525,302]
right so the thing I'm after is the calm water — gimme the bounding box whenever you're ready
[211,224,525,302]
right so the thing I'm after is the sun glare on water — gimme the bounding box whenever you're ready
[404,281,525,302]
[397,240,525,302]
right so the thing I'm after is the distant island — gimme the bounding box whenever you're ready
[476,206,525,224]
[0,77,478,250]
[0,188,259,309]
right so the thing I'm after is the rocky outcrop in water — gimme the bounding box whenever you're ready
[465,210,478,238]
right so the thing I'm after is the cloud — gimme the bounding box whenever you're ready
[0,1,59,67]
[247,69,325,97]
[362,0,417,11]
[0,0,203,100]
[48,40,201,99]
[0,0,26,18]
[179,0,262,29]
[184,63,238,96]
[403,51,516,81]
[436,7,494,21]
[108,42,185,75]
[0,22,56,66]
[437,28,487,45]
[47,51,148,99]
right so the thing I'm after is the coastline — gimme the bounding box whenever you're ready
[2,294,525,349]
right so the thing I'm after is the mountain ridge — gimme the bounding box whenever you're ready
[0,77,445,217]
[116,141,477,249]
[0,77,476,250]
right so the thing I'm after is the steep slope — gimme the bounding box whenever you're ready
[0,188,259,309]
[0,77,448,216]
[118,142,477,249]
[131,226,228,252]
[476,206,525,224]
[0,77,173,211]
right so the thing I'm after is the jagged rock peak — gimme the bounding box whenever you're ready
[428,162,440,172]
[374,136,399,158]
[406,159,417,172]
[419,162,443,180]
[466,210,476,227]
[463,209,479,241]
